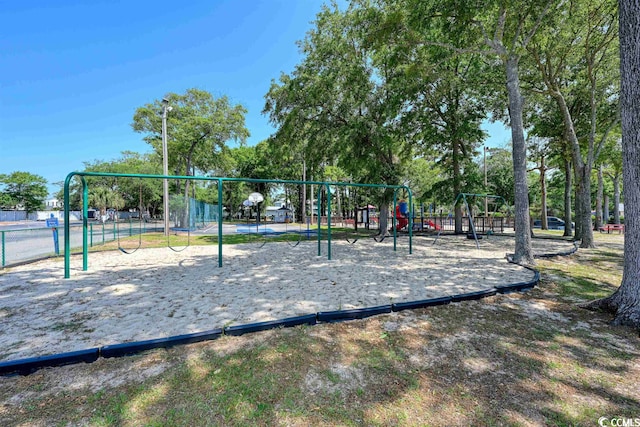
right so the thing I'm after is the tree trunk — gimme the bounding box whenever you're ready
[604,193,610,223]
[576,164,594,246]
[613,175,621,224]
[595,164,604,230]
[554,91,595,247]
[584,0,640,328]
[453,138,463,234]
[574,185,582,240]
[563,158,573,237]
[505,55,533,264]
[379,202,390,234]
[540,154,548,230]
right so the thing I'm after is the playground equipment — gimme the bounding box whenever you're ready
[166,193,191,252]
[410,203,442,233]
[433,193,508,249]
[116,180,144,255]
[344,187,379,244]
[393,199,409,231]
[63,172,413,278]
[283,220,303,247]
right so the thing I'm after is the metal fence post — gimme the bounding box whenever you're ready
[90,223,93,247]
[1,231,5,267]
[102,222,105,245]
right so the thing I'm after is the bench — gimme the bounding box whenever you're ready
[599,224,624,234]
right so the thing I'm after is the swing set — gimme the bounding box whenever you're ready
[116,182,144,255]
[115,180,191,254]
[433,193,508,249]
[63,171,413,279]
[250,221,304,249]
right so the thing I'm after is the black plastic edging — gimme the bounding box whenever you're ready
[317,305,392,323]
[224,314,317,336]
[495,282,535,293]
[101,328,223,358]
[1,243,572,377]
[392,296,452,312]
[0,348,99,377]
[451,288,498,302]
[534,240,579,259]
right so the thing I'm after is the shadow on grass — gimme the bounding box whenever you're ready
[74,286,640,427]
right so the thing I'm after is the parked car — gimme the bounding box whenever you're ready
[533,216,574,230]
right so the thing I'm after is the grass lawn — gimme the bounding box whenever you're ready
[1,233,638,426]
[87,226,379,253]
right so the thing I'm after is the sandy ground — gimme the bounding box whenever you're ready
[0,235,575,362]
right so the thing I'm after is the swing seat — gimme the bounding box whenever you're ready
[466,233,482,240]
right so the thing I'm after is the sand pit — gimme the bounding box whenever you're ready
[0,235,574,362]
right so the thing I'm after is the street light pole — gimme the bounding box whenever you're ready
[162,98,170,237]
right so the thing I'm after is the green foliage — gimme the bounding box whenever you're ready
[486,148,515,205]
[60,152,163,215]
[0,171,48,213]
[132,88,250,186]
[0,189,16,209]
[264,2,414,201]
[89,186,124,216]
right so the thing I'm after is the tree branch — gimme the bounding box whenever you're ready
[522,0,563,49]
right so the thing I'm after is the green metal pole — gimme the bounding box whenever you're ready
[82,177,88,271]
[102,222,105,245]
[218,179,223,267]
[326,184,332,260]
[90,223,93,247]
[1,231,5,268]
[317,188,322,257]
[64,174,72,278]
[59,172,414,270]
[393,191,397,251]
[129,219,132,237]
[407,187,413,255]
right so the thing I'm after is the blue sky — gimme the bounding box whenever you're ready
[1,0,510,197]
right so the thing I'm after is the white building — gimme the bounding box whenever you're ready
[45,198,60,209]
[266,199,295,222]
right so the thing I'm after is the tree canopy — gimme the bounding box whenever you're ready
[0,171,48,214]
[132,88,250,178]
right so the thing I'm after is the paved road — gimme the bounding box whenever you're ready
[0,221,162,267]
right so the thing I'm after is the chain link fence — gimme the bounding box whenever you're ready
[1,221,163,268]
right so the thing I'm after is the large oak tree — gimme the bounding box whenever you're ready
[585,0,640,328]
[264,3,415,233]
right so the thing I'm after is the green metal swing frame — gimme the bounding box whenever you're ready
[63,171,413,279]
